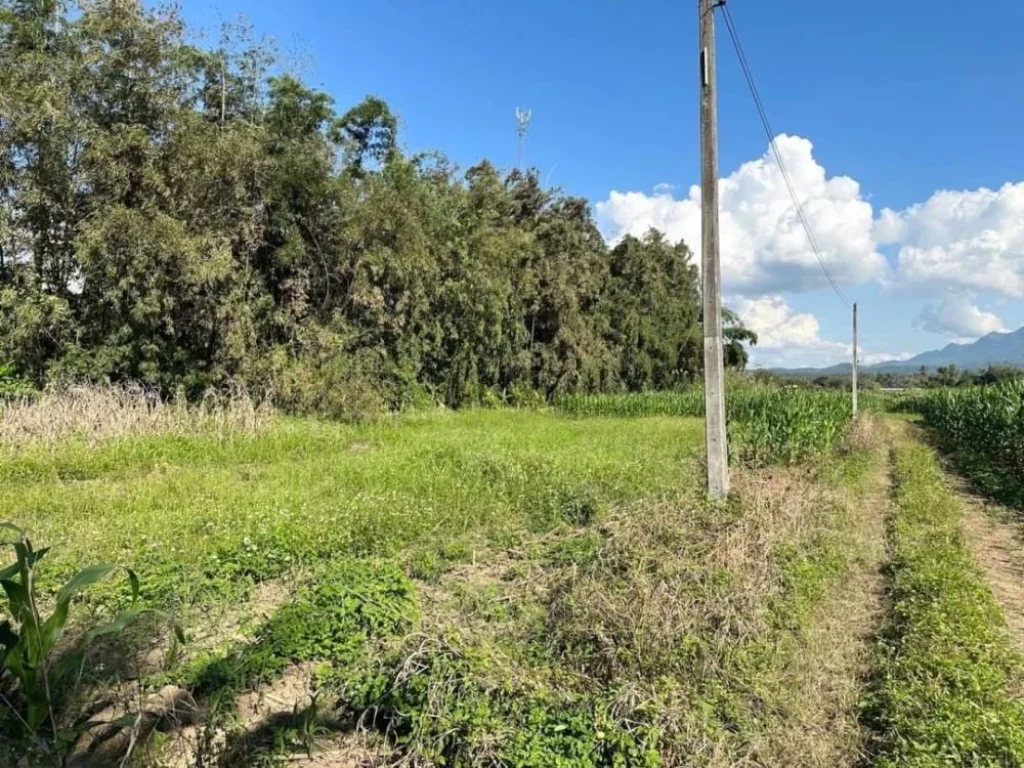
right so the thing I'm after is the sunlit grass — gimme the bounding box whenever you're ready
[1,409,704,605]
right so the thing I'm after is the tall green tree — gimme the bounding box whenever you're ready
[605,230,702,389]
[0,0,756,410]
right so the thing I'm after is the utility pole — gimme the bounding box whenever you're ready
[700,0,728,499]
[852,302,859,418]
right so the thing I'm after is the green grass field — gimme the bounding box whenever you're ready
[2,410,704,607]
[4,390,1024,767]
[1,395,869,766]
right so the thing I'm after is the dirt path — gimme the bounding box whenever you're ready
[948,475,1024,650]
[762,418,891,766]
[895,420,1024,652]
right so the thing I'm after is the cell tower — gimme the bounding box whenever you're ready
[515,107,532,170]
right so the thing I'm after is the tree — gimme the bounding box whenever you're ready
[935,364,962,388]
[0,0,758,412]
[723,308,758,371]
[605,230,701,389]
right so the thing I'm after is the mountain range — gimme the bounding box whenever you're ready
[771,326,1024,376]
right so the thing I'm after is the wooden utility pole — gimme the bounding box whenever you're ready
[852,302,859,418]
[700,0,728,499]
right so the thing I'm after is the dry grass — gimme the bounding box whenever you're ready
[537,419,890,765]
[381,426,891,767]
[845,409,880,453]
[752,418,890,767]
[545,468,825,685]
[0,383,274,448]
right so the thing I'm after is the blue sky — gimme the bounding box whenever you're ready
[176,0,1024,368]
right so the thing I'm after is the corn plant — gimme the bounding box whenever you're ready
[728,389,851,466]
[909,381,1024,505]
[858,390,914,413]
[0,523,177,756]
[556,386,853,466]
[554,390,705,418]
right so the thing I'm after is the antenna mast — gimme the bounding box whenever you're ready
[515,107,532,170]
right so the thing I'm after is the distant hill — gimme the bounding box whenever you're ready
[772,326,1024,376]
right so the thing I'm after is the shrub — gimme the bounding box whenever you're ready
[0,363,36,401]
[265,334,391,421]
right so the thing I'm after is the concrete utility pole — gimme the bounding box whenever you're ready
[852,302,859,418]
[700,0,728,499]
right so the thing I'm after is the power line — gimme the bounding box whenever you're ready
[719,3,853,309]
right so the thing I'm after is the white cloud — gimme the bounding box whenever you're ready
[885,182,1024,297]
[594,133,1024,366]
[597,135,1024,304]
[915,292,1006,342]
[861,351,912,366]
[732,295,847,367]
[596,135,888,296]
[732,295,905,369]
[732,295,843,351]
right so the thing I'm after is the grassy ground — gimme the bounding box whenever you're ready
[1,398,889,766]
[2,409,703,608]
[861,421,1024,767]
[9,395,1024,767]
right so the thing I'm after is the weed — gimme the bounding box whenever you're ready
[190,559,415,701]
[545,531,603,568]
[364,634,664,768]
[407,548,445,583]
[862,433,1024,765]
[2,410,702,608]
[0,392,890,765]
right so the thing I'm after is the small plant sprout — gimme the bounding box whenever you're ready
[0,522,182,758]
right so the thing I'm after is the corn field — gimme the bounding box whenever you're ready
[908,381,1024,506]
[858,390,916,413]
[555,390,706,418]
[556,387,853,466]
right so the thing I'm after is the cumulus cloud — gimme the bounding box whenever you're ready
[732,295,905,369]
[915,292,1007,342]
[731,295,847,367]
[732,295,843,351]
[594,133,1024,366]
[596,135,888,296]
[597,135,1024,304]
[884,182,1024,297]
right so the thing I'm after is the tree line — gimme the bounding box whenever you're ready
[778,364,1023,391]
[0,0,755,416]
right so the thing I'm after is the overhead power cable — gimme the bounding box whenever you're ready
[719,3,854,309]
